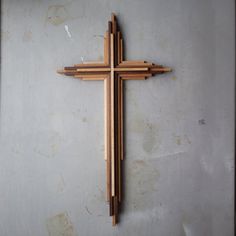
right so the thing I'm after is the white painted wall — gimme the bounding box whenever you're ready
[0,0,234,235]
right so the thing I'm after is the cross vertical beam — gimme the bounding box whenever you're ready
[57,13,172,225]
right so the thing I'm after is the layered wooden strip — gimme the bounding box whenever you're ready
[107,76,112,216]
[81,77,105,81]
[120,38,123,63]
[110,33,115,199]
[104,78,108,161]
[114,67,149,72]
[111,13,117,34]
[105,77,111,202]
[118,62,153,67]
[74,63,107,67]
[120,73,152,78]
[150,66,172,73]
[121,77,146,80]
[104,31,109,64]
[77,68,110,72]
[118,77,122,202]
[117,31,122,64]
[122,60,145,64]
[74,74,108,78]
[120,78,124,161]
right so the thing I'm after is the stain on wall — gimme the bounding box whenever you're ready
[46,1,85,26]
[22,30,33,42]
[142,122,159,153]
[46,5,68,26]
[129,117,161,153]
[198,119,206,125]
[127,159,160,211]
[46,212,77,236]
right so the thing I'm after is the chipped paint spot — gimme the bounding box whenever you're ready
[47,212,76,236]
[171,76,177,80]
[47,5,68,26]
[64,25,72,38]
[198,119,206,125]
[85,206,92,215]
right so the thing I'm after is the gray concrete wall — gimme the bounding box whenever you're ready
[0,0,234,235]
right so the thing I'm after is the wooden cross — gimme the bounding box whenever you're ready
[57,13,171,226]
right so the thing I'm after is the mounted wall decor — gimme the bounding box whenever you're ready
[57,13,172,225]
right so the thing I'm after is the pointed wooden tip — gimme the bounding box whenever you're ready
[150,66,172,73]
[111,13,116,20]
[163,67,172,72]
[57,69,65,74]
[112,215,117,226]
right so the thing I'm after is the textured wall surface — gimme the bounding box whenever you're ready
[0,0,234,235]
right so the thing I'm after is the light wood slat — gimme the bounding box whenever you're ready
[77,68,110,72]
[104,78,110,201]
[121,60,145,64]
[104,78,107,161]
[112,214,117,226]
[77,75,107,80]
[104,31,109,64]
[120,38,123,62]
[118,62,153,67]
[151,67,172,72]
[117,32,121,64]
[120,73,152,77]
[114,67,148,72]
[118,77,122,202]
[111,13,117,34]
[110,33,115,197]
[74,63,107,67]
[121,77,146,80]
[81,77,104,81]
[107,76,112,204]
[112,196,118,225]
[75,74,108,77]
[57,69,71,74]
[120,78,123,161]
